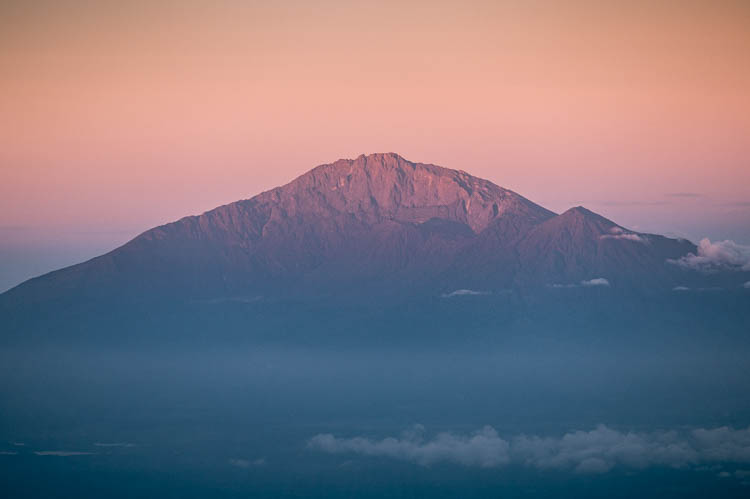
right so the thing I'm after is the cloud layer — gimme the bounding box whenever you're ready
[670,238,750,272]
[309,424,750,475]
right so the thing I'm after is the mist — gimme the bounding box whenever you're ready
[2,342,750,498]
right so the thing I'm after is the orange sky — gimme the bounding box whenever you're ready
[1,0,749,289]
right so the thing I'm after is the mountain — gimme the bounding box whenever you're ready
[1,152,747,344]
[2,153,555,304]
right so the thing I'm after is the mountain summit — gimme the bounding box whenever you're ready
[267,152,554,233]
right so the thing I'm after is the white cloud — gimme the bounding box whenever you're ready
[600,227,647,243]
[669,238,750,272]
[601,234,647,242]
[441,289,490,298]
[94,442,135,448]
[581,278,610,287]
[744,281,750,289]
[310,424,750,475]
[34,451,95,456]
[672,286,723,292]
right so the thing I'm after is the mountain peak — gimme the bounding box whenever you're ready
[562,206,598,217]
[557,206,617,227]
[354,152,407,162]
[309,152,455,183]
[276,153,552,234]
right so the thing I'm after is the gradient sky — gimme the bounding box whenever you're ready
[1,0,749,291]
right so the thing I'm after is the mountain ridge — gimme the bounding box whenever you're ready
[0,152,733,311]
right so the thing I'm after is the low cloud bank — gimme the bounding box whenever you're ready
[310,425,509,468]
[670,238,750,272]
[309,424,750,475]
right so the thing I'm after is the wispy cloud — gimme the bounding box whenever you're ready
[666,192,701,198]
[581,278,610,287]
[229,458,266,468]
[600,233,646,242]
[93,442,136,448]
[34,451,95,456]
[309,424,750,476]
[669,239,750,272]
[599,201,670,207]
[671,286,723,292]
[0,451,18,455]
[441,289,490,298]
[744,281,750,289]
[600,227,647,243]
[550,278,610,289]
[719,201,750,207]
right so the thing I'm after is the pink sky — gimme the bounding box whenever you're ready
[1,1,749,290]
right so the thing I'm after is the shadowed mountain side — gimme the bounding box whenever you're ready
[438,207,696,290]
[513,207,697,287]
